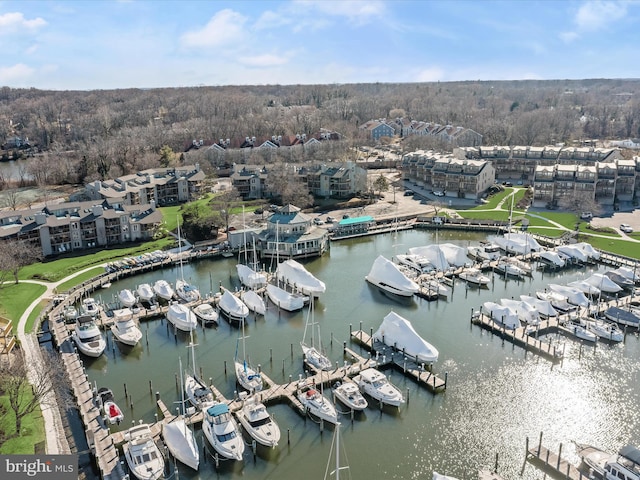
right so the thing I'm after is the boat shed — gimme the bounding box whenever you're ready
[331,215,376,237]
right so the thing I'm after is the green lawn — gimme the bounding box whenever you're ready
[0,283,47,326]
[584,236,640,258]
[0,393,45,454]
[56,267,106,293]
[580,223,620,237]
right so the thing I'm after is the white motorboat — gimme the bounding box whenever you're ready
[97,387,124,425]
[153,279,175,301]
[373,311,439,363]
[235,393,281,448]
[236,264,268,290]
[297,380,339,424]
[276,258,326,297]
[176,279,201,303]
[481,302,521,330]
[557,245,589,263]
[467,242,502,262]
[583,318,624,342]
[218,288,250,322]
[163,357,199,471]
[63,305,78,322]
[537,250,566,268]
[332,381,368,411]
[520,295,558,318]
[565,319,597,342]
[81,297,100,317]
[202,403,245,461]
[392,253,434,274]
[458,267,491,287]
[535,290,576,314]
[266,283,306,312]
[494,233,542,255]
[352,368,404,407]
[192,303,219,325]
[110,308,142,346]
[123,423,164,480]
[584,273,624,294]
[548,284,590,308]
[136,283,155,303]
[166,302,198,332]
[240,289,266,316]
[235,317,263,393]
[582,444,640,480]
[118,288,137,308]
[567,280,601,297]
[301,297,332,371]
[72,315,106,357]
[494,259,525,278]
[365,255,419,298]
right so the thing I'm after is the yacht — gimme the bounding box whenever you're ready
[218,288,250,323]
[153,279,175,302]
[392,253,434,274]
[71,315,106,357]
[166,302,198,332]
[202,403,245,461]
[80,297,100,317]
[136,283,155,303]
[123,423,165,480]
[373,311,439,363]
[365,255,420,298]
[494,259,526,278]
[63,305,78,322]
[297,380,339,424]
[332,381,368,411]
[582,444,640,480]
[118,289,137,308]
[235,393,281,448]
[192,302,219,325]
[352,368,404,407]
[236,264,268,290]
[537,250,566,268]
[110,308,142,346]
[458,267,491,287]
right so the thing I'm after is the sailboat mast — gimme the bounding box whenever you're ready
[335,422,340,480]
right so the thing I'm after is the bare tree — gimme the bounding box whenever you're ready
[1,189,21,210]
[0,240,43,284]
[266,164,313,208]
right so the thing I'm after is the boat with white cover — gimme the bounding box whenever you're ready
[365,255,419,298]
[499,298,540,325]
[235,393,280,448]
[458,267,491,287]
[481,302,521,330]
[536,290,576,314]
[240,289,266,316]
[494,233,542,255]
[202,403,245,461]
[301,297,332,371]
[136,283,155,303]
[519,295,558,318]
[494,259,525,278]
[373,311,439,363]
[573,242,601,261]
[265,283,306,312]
[296,380,339,424]
[408,245,450,271]
[118,289,137,308]
[567,280,601,297]
[123,423,164,480]
[110,308,142,346]
[352,367,404,407]
[97,387,124,425]
[218,288,250,322]
[610,266,640,284]
[166,302,197,332]
[332,381,368,411]
[537,250,566,268]
[276,258,326,297]
[236,264,268,290]
[72,315,106,357]
[192,303,219,325]
[557,245,589,263]
[153,279,174,302]
[548,284,590,308]
[605,270,635,290]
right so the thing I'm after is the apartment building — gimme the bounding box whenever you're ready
[303,161,368,199]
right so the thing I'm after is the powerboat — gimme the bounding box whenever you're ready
[192,302,219,325]
[373,311,439,363]
[536,290,576,314]
[604,307,640,327]
[236,264,268,290]
[136,283,155,303]
[153,279,175,302]
[332,381,368,411]
[481,302,521,330]
[499,298,540,325]
[218,288,250,323]
[63,305,78,322]
[166,302,198,332]
[176,279,201,303]
[583,444,640,480]
[583,318,624,342]
[548,284,590,308]
[610,266,640,284]
[123,423,165,480]
[202,403,245,461]
[494,259,525,278]
[118,289,137,308]
[520,295,558,318]
[276,258,326,297]
[557,245,589,263]
[420,278,451,297]
[537,250,566,268]
[567,280,601,297]
[301,297,332,371]
[605,271,635,290]
[240,289,267,316]
[392,253,434,274]
[365,255,419,298]
[296,380,339,424]
[235,393,281,448]
[352,368,404,407]
[110,308,142,346]
[81,297,100,317]
[458,268,491,287]
[584,273,623,294]
[266,283,306,312]
[97,387,124,425]
[565,319,597,342]
[467,242,502,262]
[72,315,106,357]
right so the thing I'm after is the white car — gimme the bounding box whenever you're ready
[620,223,633,233]
[313,217,324,225]
[432,190,445,197]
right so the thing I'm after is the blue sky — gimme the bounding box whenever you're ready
[0,0,638,90]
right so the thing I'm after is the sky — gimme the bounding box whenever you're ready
[0,0,638,90]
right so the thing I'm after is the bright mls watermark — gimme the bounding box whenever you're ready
[1,455,77,480]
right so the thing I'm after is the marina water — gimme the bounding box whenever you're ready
[83,229,640,479]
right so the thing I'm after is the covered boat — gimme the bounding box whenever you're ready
[237,264,268,290]
[537,250,566,268]
[499,298,540,325]
[176,279,201,303]
[192,302,219,325]
[567,280,601,297]
[373,311,439,363]
[520,295,558,318]
[218,288,250,322]
[584,273,623,294]
[136,283,155,303]
[605,271,635,290]
[548,284,590,308]
[265,283,306,312]
[557,245,589,263]
[573,242,601,261]
[604,307,640,327]
[153,279,174,301]
[276,259,326,297]
[438,243,471,267]
[166,303,198,332]
[118,289,137,308]
[481,302,521,330]
[494,233,542,255]
[392,253,434,274]
[365,255,420,298]
[240,289,266,316]
[408,245,450,271]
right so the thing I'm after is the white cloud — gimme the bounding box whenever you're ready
[415,66,445,82]
[0,63,36,83]
[180,9,248,48]
[239,53,290,68]
[574,0,627,30]
[295,0,386,23]
[0,12,47,34]
[254,10,293,30]
[559,31,580,43]
[25,44,38,55]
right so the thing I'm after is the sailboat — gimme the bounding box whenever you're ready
[175,219,201,303]
[236,207,267,290]
[266,223,307,311]
[240,289,266,316]
[323,423,349,480]
[184,331,215,410]
[300,297,332,371]
[163,357,200,471]
[234,317,263,392]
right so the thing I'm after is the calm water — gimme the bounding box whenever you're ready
[82,229,640,480]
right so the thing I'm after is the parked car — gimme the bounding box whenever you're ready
[313,217,324,225]
[326,216,335,223]
[620,223,633,233]
[432,190,445,197]
[342,214,350,219]
[404,190,414,196]
[580,212,592,220]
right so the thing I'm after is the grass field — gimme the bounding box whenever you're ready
[0,283,47,325]
[56,267,107,293]
[0,393,45,454]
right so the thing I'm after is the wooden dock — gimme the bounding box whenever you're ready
[525,435,593,480]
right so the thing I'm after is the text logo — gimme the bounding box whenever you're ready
[1,455,77,480]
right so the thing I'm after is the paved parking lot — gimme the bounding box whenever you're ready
[590,209,639,234]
